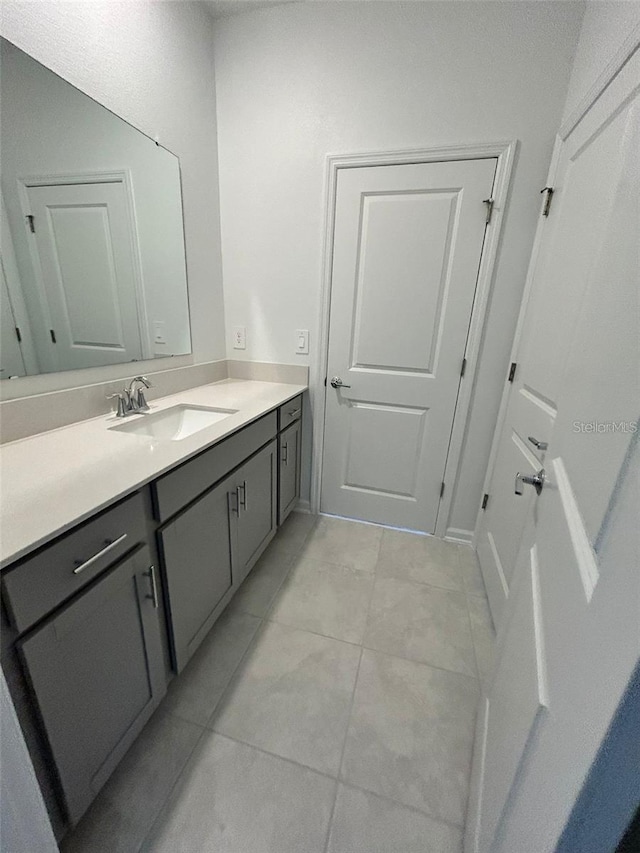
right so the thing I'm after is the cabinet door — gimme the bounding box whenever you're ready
[235,440,277,586]
[279,419,301,525]
[158,474,234,672]
[18,546,165,825]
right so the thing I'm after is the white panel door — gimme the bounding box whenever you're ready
[25,180,144,370]
[466,50,640,853]
[321,159,496,533]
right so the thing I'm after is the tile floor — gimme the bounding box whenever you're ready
[62,513,495,853]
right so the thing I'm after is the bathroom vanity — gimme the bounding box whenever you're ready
[0,378,305,837]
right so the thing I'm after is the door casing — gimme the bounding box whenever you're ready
[311,142,516,540]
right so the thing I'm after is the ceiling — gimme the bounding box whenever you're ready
[203,1,297,20]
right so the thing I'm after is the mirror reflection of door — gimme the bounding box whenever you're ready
[0,261,26,379]
[23,178,146,372]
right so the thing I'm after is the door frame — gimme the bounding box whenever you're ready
[472,32,640,551]
[311,141,516,538]
[16,169,152,363]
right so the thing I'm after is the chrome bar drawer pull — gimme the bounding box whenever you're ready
[287,408,301,417]
[239,480,248,512]
[144,565,159,609]
[72,533,128,574]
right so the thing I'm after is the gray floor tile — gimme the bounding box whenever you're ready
[327,783,463,853]
[341,649,478,826]
[161,608,260,726]
[142,732,335,853]
[376,529,463,590]
[273,510,318,551]
[268,556,374,643]
[299,515,382,573]
[230,547,294,617]
[210,621,361,775]
[62,710,202,853]
[459,546,488,597]
[364,577,477,676]
[467,593,496,684]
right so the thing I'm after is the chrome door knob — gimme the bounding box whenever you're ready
[515,468,545,496]
[330,376,351,389]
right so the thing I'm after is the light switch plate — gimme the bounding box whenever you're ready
[233,326,246,350]
[296,329,309,355]
[153,321,166,345]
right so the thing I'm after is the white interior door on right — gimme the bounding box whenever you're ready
[23,179,145,372]
[466,47,640,853]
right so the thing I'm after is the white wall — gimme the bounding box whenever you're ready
[562,0,640,125]
[0,0,225,395]
[213,1,584,535]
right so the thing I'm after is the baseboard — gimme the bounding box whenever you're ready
[294,499,312,514]
[445,527,474,545]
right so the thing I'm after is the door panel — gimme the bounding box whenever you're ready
[476,76,636,629]
[236,440,277,585]
[18,546,165,825]
[322,159,496,532]
[159,475,234,672]
[25,180,144,370]
[468,50,640,853]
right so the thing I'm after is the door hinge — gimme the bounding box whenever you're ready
[324,376,327,387]
[460,357,467,378]
[26,214,35,234]
[483,198,494,224]
[49,329,57,344]
[541,186,554,217]
[508,362,517,382]
[439,481,445,498]
[15,327,22,343]
[481,493,489,510]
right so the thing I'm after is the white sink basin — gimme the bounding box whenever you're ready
[109,404,238,441]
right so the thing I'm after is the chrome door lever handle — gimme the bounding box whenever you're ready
[515,468,545,496]
[330,376,351,389]
[528,436,548,451]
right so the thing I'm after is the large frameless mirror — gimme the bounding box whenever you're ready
[0,38,192,380]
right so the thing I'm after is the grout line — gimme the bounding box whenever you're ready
[136,716,211,853]
[334,778,467,832]
[322,646,365,853]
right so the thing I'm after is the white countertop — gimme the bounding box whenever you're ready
[0,379,306,568]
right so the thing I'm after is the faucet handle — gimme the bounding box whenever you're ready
[107,393,127,418]
[135,387,150,412]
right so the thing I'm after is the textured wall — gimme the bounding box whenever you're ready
[213,1,584,535]
[0,1,225,393]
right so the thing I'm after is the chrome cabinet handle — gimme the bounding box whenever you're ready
[144,565,159,609]
[528,436,548,451]
[515,468,545,496]
[73,533,128,574]
[330,376,351,389]
[229,489,239,515]
[287,408,301,417]
[238,480,247,512]
[282,442,289,465]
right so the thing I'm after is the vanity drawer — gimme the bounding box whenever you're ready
[278,395,303,430]
[153,411,278,522]
[2,492,146,635]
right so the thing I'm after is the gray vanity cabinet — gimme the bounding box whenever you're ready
[17,545,165,825]
[158,473,234,673]
[234,438,278,587]
[278,419,301,524]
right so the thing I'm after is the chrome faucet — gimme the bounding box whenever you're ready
[108,376,152,417]
[126,376,152,413]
